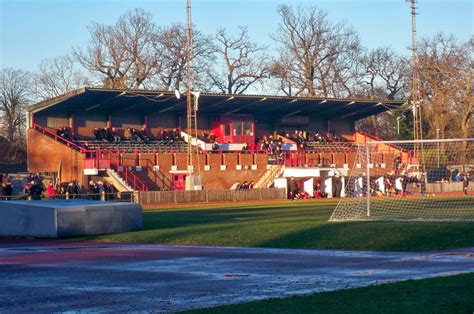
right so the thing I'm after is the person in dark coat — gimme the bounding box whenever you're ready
[332,173,343,198]
[29,182,43,200]
[288,177,298,200]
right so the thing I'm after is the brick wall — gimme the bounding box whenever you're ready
[27,129,84,184]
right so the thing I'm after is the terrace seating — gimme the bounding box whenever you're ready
[75,140,188,153]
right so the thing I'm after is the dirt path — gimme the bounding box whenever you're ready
[1,239,473,312]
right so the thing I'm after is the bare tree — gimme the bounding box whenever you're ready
[150,23,213,92]
[354,48,411,138]
[33,55,89,100]
[357,48,410,100]
[269,53,297,96]
[417,34,472,140]
[73,8,158,89]
[272,5,360,97]
[0,68,30,143]
[116,9,161,89]
[205,27,270,94]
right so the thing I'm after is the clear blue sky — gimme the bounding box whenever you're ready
[0,0,472,70]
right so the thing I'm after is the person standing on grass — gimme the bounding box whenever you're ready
[462,173,469,195]
[420,174,426,197]
[288,177,298,200]
[332,173,342,198]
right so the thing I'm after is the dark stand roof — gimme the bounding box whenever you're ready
[28,87,405,121]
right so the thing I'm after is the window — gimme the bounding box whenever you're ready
[234,121,243,136]
[243,121,252,135]
[224,124,231,136]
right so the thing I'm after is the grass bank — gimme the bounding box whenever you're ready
[184,272,474,314]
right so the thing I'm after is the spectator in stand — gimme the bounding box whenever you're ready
[200,131,210,142]
[111,127,121,142]
[2,173,11,186]
[67,181,81,198]
[33,173,42,184]
[242,143,251,152]
[139,127,150,142]
[159,129,168,141]
[124,127,133,141]
[332,131,342,142]
[98,128,108,143]
[93,128,103,141]
[30,181,43,200]
[249,181,254,189]
[210,132,217,142]
[24,181,32,195]
[57,126,72,141]
[2,174,13,199]
[314,132,326,143]
[212,140,220,152]
[105,128,114,143]
[47,183,56,198]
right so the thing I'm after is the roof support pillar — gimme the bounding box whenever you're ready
[70,114,75,136]
[327,120,331,140]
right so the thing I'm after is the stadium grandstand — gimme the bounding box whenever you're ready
[26,87,405,193]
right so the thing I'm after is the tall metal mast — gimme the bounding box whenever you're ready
[185,0,200,176]
[407,0,424,168]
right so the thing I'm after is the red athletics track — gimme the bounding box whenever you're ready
[1,238,473,312]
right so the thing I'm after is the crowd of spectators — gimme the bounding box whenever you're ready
[54,125,184,149]
[0,171,121,200]
[256,135,284,159]
[23,173,45,200]
[280,130,346,145]
[235,181,254,189]
[56,126,73,141]
[199,131,218,143]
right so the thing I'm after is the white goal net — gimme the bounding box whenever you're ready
[329,138,474,222]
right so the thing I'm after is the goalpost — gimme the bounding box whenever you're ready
[329,138,474,222]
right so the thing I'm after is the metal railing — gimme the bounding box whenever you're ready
[109,159,148,192]
[0,192,136,202]
[32,123,89,153]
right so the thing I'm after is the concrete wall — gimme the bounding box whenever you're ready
[138,188,286,205]
[0,200,143,238]
[426,182,474,193]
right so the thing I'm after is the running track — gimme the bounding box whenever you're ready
[0,239,473,312]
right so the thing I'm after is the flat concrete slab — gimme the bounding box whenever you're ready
[0,239,473,312]
[0,200,142,237]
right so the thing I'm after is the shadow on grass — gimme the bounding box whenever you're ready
[84,200,474,252]
[258,220,474,252]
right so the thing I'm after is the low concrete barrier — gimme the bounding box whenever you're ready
[0,199,142,238]
[426,182,474,193]
[138,188,286,205]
